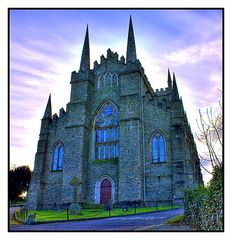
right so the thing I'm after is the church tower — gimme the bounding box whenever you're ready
[117,16,144,202]
[62,25,92,203]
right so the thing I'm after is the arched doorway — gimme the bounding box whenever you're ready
[95,175,115,204]
[100,179,112,204]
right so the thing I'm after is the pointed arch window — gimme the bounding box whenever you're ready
[51,143,64,171]
[152,132,165,163]
[95,103,119,160]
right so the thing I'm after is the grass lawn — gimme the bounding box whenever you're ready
[16,205,179,223]
[166,214,186,224]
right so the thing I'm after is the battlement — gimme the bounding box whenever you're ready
[155,87,170,96]
[51,108,66,125]
[107,48,119,62]
[93,48,126,71]
[59,107,66,118]
[70,69,91,82]
[52,113,59,122]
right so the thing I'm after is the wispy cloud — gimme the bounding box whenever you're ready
[10,10,222,184]
[161,40,221,66]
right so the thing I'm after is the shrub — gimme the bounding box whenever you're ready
[184,166,223,231]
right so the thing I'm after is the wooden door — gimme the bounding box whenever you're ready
[100,179,112,204]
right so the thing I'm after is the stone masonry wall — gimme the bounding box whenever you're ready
[142,91,174,203]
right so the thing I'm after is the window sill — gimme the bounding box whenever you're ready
[151,161,167,164]
[50,170,63,172]
[92,159,118,164]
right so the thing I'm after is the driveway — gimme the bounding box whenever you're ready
[9,208,193,231]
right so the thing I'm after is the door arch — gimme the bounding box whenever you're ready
[95,176,115,204]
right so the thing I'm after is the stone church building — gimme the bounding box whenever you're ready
[27,17,203,210]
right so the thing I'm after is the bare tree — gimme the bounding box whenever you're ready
[196,99,222,174]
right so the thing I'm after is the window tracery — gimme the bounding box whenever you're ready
[95,103,119,159]
[152,132,165,163]
[97,72,118,89]
[51,142,64,171]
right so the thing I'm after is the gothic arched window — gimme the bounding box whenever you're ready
[52,142,64,171]
[112,73,118,86]
[152,132,165,163]
[105,72,112,86]
[95,103,119,160]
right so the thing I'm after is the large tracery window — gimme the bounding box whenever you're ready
[95,103,119,160]
[152,132,165,163]
[51,142,64,171]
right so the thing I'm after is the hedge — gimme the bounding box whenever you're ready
[184,166,223,231]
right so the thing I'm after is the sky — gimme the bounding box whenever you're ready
[10,9,222,183]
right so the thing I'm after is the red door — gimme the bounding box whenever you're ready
[100,179,112,204]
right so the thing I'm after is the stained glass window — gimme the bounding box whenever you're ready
[110,144,115,158]
[105,145,110,159]
[115,143,119,158]
[52,143,64,171]
[100,145,104,159]
[152,137,158,162]
[159,136,165,162]
[95,103,119,160]
[152,132,165,163]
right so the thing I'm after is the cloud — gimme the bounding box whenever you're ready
[161,40,222,67]
[10,21,74,169]
[9,10,222,181]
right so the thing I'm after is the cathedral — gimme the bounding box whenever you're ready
[27,17,203,210]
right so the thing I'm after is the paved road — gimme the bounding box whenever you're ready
[10,208,190,231]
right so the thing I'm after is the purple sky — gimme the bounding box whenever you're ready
[10,9,222,183]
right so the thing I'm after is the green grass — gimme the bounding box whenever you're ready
[16,205,179,223]
[166,214,186,225]
[10,199,26,206]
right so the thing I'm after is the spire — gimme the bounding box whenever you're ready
[172,73,180,100]
[126,15,137,63]
[43,94,52,119]
[167,68,172,89]
[79,25,90,71]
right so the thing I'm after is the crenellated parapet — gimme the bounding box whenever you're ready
[50,108,67,126]
[59,107,66,118]
[155,87,171,96]
[52,113,59,123]
[43,105,67,131]
[107,48,119,62]
[70,69,92,83]
[93,49,126,71]
[92,45,146,75]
